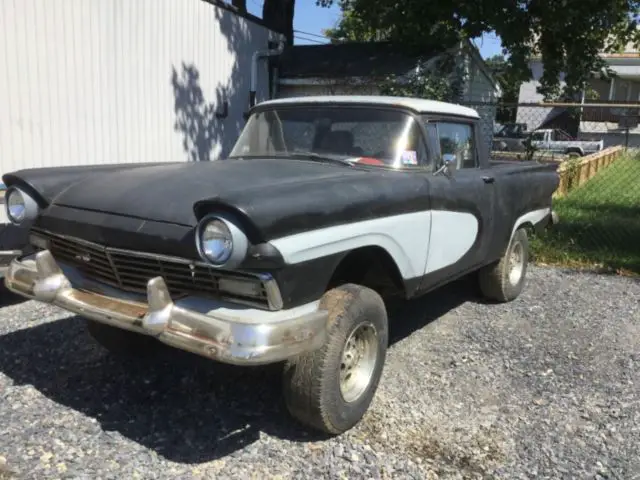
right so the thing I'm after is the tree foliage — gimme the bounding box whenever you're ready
[318,0,640,100]
[485,55,521,121]
[378,71,456,102]
[322,9,385,42]
[378,55,465,102]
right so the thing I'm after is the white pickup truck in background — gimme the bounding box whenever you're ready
[493,127,604,157]
[529,129,604,157]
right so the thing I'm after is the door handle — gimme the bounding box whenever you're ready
[482,176,495,184]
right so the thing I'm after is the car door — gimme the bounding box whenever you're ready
[531,130,549,150]
[418,118,497,290]
[548,129,566,153]
[553,129,576,152]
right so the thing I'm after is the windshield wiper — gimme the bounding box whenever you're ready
[227,152,356,167]
[283,152,356,167]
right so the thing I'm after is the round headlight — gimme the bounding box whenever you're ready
[5,187,39,225]
[6,189,26,223]
[196,214,249,268]
[200,219,233,264]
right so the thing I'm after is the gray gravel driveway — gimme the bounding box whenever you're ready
[0,266,639,479]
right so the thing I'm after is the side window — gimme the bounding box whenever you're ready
[530,131,545,142]
[429,122,477,169]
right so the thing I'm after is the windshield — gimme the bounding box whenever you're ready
[229,105,428,168]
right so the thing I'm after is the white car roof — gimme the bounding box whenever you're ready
[257,95,480,119]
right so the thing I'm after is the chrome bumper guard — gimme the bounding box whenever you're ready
[0,249,22,277]
[5,250,329,366]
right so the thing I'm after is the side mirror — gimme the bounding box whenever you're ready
[442,153,457,176]
[434,153,457,177]
[443,153,456,166]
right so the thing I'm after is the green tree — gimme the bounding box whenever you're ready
[377,55,465,102]
[485,55,519,102]
[317,0,640,100]
[485,54,521,121]
[322,8,385,42]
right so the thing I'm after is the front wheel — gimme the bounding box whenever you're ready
[478,227,529,302]
[282,284,388,435]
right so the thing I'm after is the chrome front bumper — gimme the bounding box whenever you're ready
[5,250,329,366]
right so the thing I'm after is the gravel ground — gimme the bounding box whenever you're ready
[0,266,639,479]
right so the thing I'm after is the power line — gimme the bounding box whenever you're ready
[294,29,330,41]
[294,35,330,45]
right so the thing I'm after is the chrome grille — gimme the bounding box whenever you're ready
[33,229,273,308]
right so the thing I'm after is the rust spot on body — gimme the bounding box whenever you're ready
[67,289,148,318]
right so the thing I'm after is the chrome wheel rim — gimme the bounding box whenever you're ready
[508,241,524,285]
[339,322,378,403]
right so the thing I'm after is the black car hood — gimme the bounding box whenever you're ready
[41,158,373,226]
[7,158,432,242]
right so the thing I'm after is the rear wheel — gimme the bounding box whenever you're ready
[282,284,388,435]
[478,227,529,302]
[86,319,163,358]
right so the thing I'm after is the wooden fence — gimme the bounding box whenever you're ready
[553,146,625,198]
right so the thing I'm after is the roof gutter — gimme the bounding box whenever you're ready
[250,37,286,108]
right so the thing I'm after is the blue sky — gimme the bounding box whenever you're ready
[246,0,503,59]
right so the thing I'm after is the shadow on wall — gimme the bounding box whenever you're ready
[171,64,219,162]
[171,5,263,161]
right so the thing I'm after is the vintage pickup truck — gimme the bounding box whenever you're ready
[3,96,559,434]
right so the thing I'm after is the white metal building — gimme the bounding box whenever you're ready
[0,0,283,177]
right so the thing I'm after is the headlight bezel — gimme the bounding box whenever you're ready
[195,213,249,269]
[4,187,39,226]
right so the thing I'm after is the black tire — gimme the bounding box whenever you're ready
[282,284,388,435]
[86,319,163,358]
[478,227,529,302]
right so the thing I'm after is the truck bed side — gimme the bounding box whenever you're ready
[485,160,559,263]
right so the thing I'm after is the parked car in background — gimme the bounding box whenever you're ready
[528,128,604,156]
[494,126,604,157]
[2,95,559,435]
[492,122,529,151]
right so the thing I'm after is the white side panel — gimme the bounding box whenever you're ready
[270,211,433,280]
[512,207,551,237]
[424,211,479,274]
[0,0,275,176]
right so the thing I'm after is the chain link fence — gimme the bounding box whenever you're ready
[462,101,640,275]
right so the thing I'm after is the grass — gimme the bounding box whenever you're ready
[531,153,640,275]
